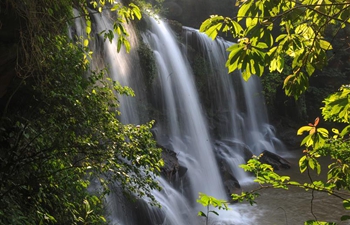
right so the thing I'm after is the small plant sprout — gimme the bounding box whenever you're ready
[196,192,230,225]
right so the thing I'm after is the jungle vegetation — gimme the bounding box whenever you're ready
[0,0,163,224]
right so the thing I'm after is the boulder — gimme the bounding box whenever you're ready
[214,140,253,162]
[259,150,291,170]
[160,145,187,181]
[220,160,241,198]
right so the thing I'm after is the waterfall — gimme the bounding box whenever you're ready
[142,17,226,197]
[140,17,234,224]
[77,9,287,224]
[90,10,149,124]
[183,27,287,185]
[182,27,283,155]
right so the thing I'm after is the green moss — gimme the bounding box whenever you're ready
[192,53,210,92]
[137,42,156,89]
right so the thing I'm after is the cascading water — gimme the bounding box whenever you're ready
[72,10,155,225]
[183,27,287,185]
[91,10,149,125]
[183,27,285,155]
[142,16,226,198]
[79,9,287,224]
[140,17,233,224]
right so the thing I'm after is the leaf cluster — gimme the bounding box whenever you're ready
[83,1,142,53]
[200,0,350,98]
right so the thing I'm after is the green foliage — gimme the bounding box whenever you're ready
[2,0,74,77]
[82,1,142,53]
[0,0,164,223]
[0,33,163,223]
[322,85,350,123]
[240,156,291,188]
[232,102,350,223]
[260,61,289,107]
[200,0,350,98]
[197,192,229,225]
[304,221,336,225]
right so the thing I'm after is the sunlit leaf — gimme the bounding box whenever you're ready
[319,39,333,50]
[198,211,207,217]
[297,126,313,135]
[343,200,350,210]
[210,210,219,216]
[84,39,89,47]
[206,23,223,40]
[129,3,142,20]
[111,4,120,11]
[299,155,308,173]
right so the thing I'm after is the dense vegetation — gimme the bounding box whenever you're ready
[0,1,163,224]
[1,0,349,224]
[200,0,350,224]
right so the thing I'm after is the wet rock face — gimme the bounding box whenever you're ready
[213,140,253,199]
[163,2,183,18]
[160,145,187,181]
[259,150,291,170]
[161,146,179,179]
[220,160,241,199]
[277,126,303,150]
[160,0,236,28]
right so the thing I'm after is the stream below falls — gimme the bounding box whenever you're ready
[212,150,349,225]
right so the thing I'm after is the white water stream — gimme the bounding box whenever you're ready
[141,17,233,224]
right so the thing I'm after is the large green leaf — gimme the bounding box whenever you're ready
[226,44,245,73]
[304,221,336,225]
[199,15,225,40]
[206,23,223,40]
[322,86,350,123]
[343,200,350,210]
[237,0,255,22]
